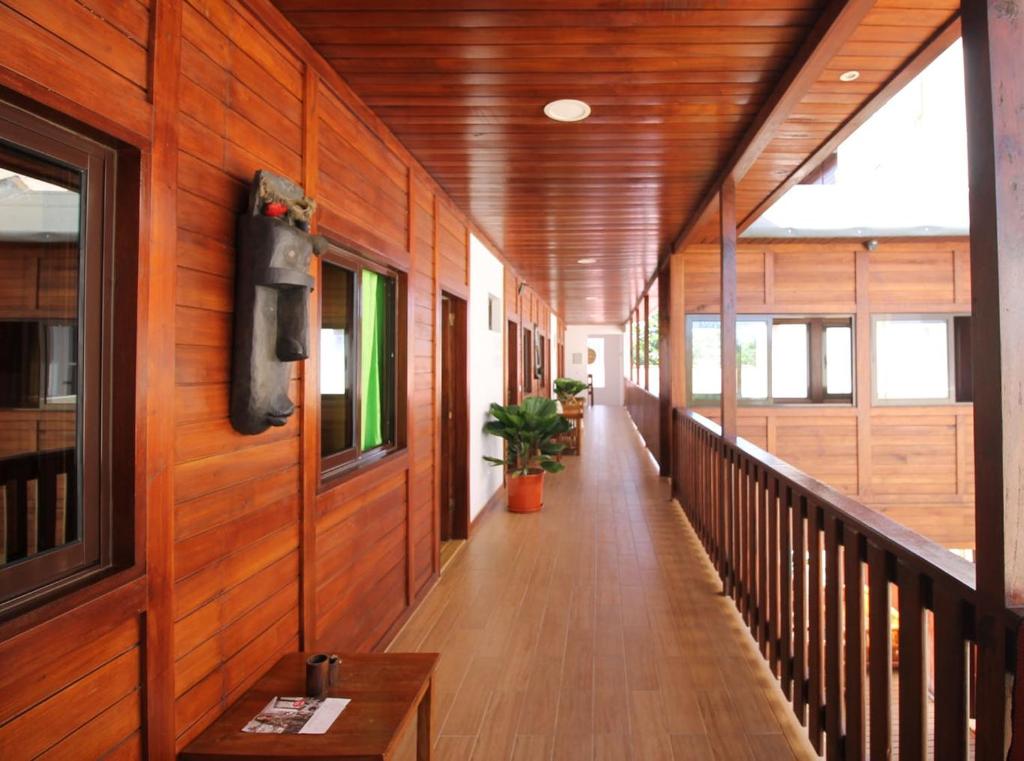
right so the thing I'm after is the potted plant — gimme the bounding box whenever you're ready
[483,396,571,513]
[554,377,588,414]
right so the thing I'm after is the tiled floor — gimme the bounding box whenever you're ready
[388,405,820,760]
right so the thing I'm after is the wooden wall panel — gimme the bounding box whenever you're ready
[682,248,766,312]
[775,414,860,494]
[681,239,975,547]
[437,201,468,294]
[0,3,153,759]
[773,249,855,306]
[869,414,958,495]
[0,1,151,140]
[317,84,410,260]
[171,3,306,747]
[0,581,145,760]
[868,248,960,305]
[0,1,559,757]
[410,177,437,593]
[314,458,409,651]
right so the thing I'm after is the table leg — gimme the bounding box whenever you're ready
[417,678,432,761]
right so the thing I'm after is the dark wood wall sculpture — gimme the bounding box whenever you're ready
[231,170,324,435]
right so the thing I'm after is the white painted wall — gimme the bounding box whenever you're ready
[468,235,505,520]
[549,312,559,390]
[564,324,626,406]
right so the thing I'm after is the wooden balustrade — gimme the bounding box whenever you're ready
[625,379,661,466]
[672,408,1019,761]
[0,448,76,563]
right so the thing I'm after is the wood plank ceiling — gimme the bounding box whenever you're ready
[272,0,960,324]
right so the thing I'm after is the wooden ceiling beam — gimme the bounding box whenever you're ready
[670,0,877,258]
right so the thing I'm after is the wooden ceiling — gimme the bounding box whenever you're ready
[273,0,960,324]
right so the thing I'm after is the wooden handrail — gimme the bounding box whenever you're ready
[672,407,1018,760]
[625,380,661,466]
[678,408,977,599]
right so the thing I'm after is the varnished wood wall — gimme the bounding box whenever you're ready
[672,239,974,548]
[504,270,557,400]
[0,1,555,758]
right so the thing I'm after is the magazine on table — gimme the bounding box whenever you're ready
[242,696,350,735]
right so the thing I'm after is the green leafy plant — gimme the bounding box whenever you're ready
[553,377,588,404]
[483,396,571,476]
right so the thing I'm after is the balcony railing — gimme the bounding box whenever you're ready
[625,379,661,465]
[672,408,1019,760]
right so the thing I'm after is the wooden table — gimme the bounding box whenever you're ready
[180,652,438,760]
[562,405,584,455]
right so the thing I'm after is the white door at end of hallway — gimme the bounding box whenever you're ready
[587,334,624,406]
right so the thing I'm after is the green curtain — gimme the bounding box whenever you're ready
[360,270,387,449]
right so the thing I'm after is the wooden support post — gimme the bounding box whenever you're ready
[961,1,1024,757]
[670,253,687,411]
[643,293,650,391]
[720,177,738,441]
[622,307,630,383]
[300,65,320,649]
[658,267,672,476]
[145,1,181,757]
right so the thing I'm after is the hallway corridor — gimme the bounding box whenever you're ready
[389,406,819,761]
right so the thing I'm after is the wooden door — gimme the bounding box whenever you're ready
[441,296,455,541]
[522,327,533,396]
[440,294,468,541]
[507,320,519,404]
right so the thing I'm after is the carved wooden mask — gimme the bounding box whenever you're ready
[231,170,325,435]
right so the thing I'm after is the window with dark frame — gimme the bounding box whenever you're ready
[872,314,972,404]
[319,246,400,479]
[686,314,855,406]
[0,99,132,616]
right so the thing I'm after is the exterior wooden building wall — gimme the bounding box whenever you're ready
[0,1,554,758]
[673,239,974,548]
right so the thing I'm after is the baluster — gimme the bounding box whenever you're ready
[746,459,757,632]
[933,586,968,761]
[716,443,724,582]
[780,483,793,698]
[824,514,842,760]
[808,501,824,753]
[844,528,866,761]
[757,466,769,654]
[867,543,892,761]
[792,492,807,722]
[738,456,749,617]
[897,563,927,761]
[730,448,740,599]
[768,475,781,676]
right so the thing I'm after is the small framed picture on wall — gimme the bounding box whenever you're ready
[488,294,501,331]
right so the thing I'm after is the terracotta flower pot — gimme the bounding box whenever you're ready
[506,470,545,513]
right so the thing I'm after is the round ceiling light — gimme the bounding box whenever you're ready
[544,99,592,122]
[839,70,860,82]
[576,257,597,264]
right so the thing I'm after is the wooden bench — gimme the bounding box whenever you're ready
[181,652,438,760]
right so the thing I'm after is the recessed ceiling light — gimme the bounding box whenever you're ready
[839,70,860,82]
[544,99,592,123]
[576,257,597,264]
